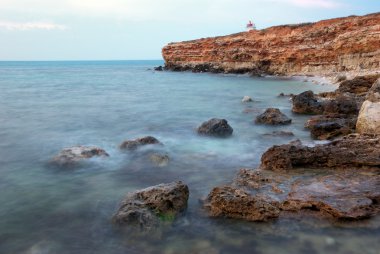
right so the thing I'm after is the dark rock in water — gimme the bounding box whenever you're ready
[261,134,380,171]
[120,136,161,150]
[262,131,295,137]
[337,74,380,95]
[256,108,292,125]
[292,90,323,114]
[154,66,164,71]
[51,146,109,167]
[305,114,357,140]
[197,118,233,137]
[112,182,189,230]
[203,186,281,222]
[323,95,359,115]
[278,92,294,98]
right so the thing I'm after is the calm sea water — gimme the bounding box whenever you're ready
[0,61,379,254]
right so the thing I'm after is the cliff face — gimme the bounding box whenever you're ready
[162,13,380,76]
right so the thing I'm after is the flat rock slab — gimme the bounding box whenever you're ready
[113,181,189,230]
[51,146,109,167]
[261,134,380,171]
[204,168,380,222]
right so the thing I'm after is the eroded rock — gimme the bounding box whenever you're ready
[51,146,109,167]
[261,134,380,171]
[357,79,380,135]
[120,136,161,150]
[197,118,233,137]
[292,91,323,114]
[112,182,189,230]
[305,114,356,140]
[256,108,292,125]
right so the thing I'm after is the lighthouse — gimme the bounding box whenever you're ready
[246,20,256,31]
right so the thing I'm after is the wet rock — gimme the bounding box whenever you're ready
[292,91,323,114]
[305,114,357,140]
[203,186,280,221]
[149,153,170,167]
[256,108,292,125]
[323,95,359,115]
[51,146,109,167]
[262,131,295,137]
[120,136,161,150]
[337,74,380,95]
[154,66,164,71]
[112,182,189,230]
[261,134,380,171]
[278,92,294,97]
[242,96,253,103]
[197,118,233,137]
[283,172,380,219]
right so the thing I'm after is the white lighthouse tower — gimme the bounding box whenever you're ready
[246,20,256,31]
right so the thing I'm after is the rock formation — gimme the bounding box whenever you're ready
[113,182,189,230]
[163,13,380,76]
[50,146,109,167]
[120,136,162,150]
[256,108,292,125]
[197,118,233,137]
[357,78,380,134]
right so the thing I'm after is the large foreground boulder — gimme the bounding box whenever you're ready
[120,136,161,150]
[255,108,292,125]
[261,134,380,171]
[197,118,233,137]
[305,114,357,140]
[51,146,109,167]
[112,182,189,230]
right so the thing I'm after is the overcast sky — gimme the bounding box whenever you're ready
[0,0,379,60]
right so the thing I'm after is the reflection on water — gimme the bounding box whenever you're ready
[0,61,378,254]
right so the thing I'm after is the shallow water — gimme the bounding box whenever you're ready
[0,61,378,254]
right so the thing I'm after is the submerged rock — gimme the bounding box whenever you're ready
[204,186,280,222]
[261,134,380,171]
[197,118,233,137]
[112,182,189,230]
[51,146,109,167]
[305,114,356,140]
[120,136,161,150]
[256,108,292,125]
[262,131,295,137]
[242,96,253,103]
[149,153,170,167]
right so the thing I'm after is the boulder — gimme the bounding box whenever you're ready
[256,108,292,125]
[357,79,380,135]
[241,96,253,103]
[305,114,356,140]
[261,134,380,171]
[120,136,161,150]
[337,74,380,95]
[292,91,323,114]
[112,182,189,230]
[51,146,109,167]
[203,186,280,222]
[197,118,233,137]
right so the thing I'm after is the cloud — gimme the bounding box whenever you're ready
[0,21,67,31]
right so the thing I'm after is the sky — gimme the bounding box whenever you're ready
[0,0,379,60]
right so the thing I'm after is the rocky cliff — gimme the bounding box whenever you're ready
[162,13,380,76]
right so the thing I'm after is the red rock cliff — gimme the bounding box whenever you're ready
[162,13,380,76]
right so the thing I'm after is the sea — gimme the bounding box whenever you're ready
[0,60,378,254]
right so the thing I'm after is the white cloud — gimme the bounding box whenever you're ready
[0,21,67,31]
